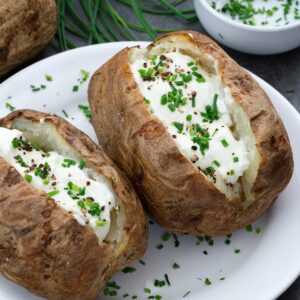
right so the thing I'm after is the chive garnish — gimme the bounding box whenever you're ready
[62,110,69,118]
[24,174,32,183]
[173,122,184,133]
[164,274,171,286]
[79,159,85,170]
[246,224,253,232]
[186,114,192,121]
[45,74,53,81]
[183,291,191,298]
[62,158,76,168]
[233,157,239,162]
[77,200,85,208]
[139,260,146,265]
[78,104,91,119]
[154,279,166,287]
[43,177,50,185]
[221,139,229,147]
[156,244,164,250]
[48,190,59,197]
[161,231,171,242]
[6,103,15,111]
[122,267,136,273]
[201,94,219,122]
[204,278,212,285]
[213,160,220,167]
[172,263,180,269]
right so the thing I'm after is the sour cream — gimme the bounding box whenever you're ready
[0,127,116,241]
[209,0,300,28]
[130,51,249,186]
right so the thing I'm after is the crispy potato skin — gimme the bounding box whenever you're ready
[88,31,293,236]
[0,0,57,76]
[0,110,148,300]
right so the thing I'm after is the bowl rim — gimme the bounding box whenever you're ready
[196,0,300,32]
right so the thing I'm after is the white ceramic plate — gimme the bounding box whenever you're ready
[0,42,299,300]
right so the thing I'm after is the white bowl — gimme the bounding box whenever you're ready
[193,0,300,55]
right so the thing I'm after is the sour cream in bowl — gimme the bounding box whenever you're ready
[194,0,300,54]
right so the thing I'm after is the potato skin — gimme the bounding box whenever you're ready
[88,31,293,236]
[0,0,57,77]
[0,110,148,300]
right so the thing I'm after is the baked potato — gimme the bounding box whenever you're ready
[88,31,293,236]
[0,0,57,77]
[0,110,148,300]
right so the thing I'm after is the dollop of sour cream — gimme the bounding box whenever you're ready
[0,127,116,241]
[130,51,250,186]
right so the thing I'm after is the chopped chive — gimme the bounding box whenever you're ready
[168,103,176,112]
[62,158,76,168]
[164,274,170,286]
[79,159,85,170]
[78,104,91,119]
[144,288,151,294]
[234,249,241,254]
[45,74,53,81]
[43,177,50,185]
[196,77,206,83]
[24,174,32,183]
[233,157,239,162]
[48,190,59,197]
[230,169,235,176]
[73,85,79,92]
[11,140,19,148]
[62,110,69,118]
[139,260,146,265]
[122,266,136,273]
[77,200,85,208]
[221,139,229,147]
[144,97,150,104]
[246,224,253,232]
[96,220,107,227]
[154,279,166,287]
[186,114,192,121]
[79,69,90,83]
[213,160,220,167]
[161,231,171,242]
[204,278,212,285]
[183,291,191,298]
[6,102,15,111]
[156,244,164,250]
[172,262,180,269]
[192,95,196,107]
[255,227,261,234]
[173,122,183,133]
[175,80,184,86]
[187,61,194,67]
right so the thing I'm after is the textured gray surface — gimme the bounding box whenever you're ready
[8,0,300,299]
